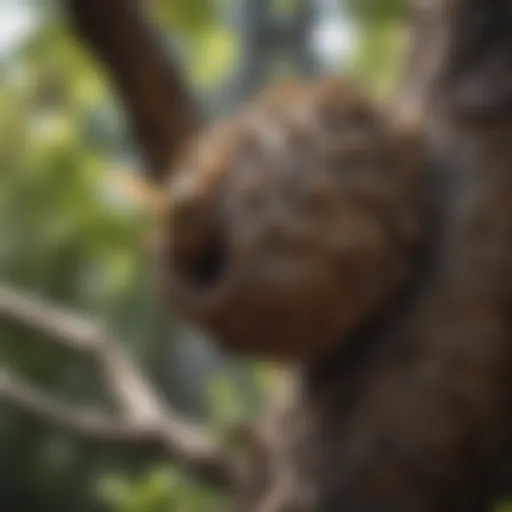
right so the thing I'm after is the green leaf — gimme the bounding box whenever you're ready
[155,0,215,34]
[343,0,407,24]
[349,20,405,98]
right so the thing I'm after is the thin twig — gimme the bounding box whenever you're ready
[0,369,152,444]
[0,283,235,490]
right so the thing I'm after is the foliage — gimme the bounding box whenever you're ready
[0,12,156,512]
[154,0,238,90]
[343,0,407,24]
[349,20,406,98]
[96,467,224,512]
[0,2,227,510]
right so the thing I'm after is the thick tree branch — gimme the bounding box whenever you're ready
[0,284,235,490]
[65,0,201,182]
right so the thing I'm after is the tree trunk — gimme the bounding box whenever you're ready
[243,1,512,510]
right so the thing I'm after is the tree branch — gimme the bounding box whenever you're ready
[0,283,235,490]
[0,370,149,444]
[393,0,444,127]
[65,0,201,182]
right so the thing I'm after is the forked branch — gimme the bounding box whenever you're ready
[0,284,235,490]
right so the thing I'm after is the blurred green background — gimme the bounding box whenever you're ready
[0,1,508,511]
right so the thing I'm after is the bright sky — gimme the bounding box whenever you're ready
[310,0,355,70]
[0,2,35,58]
